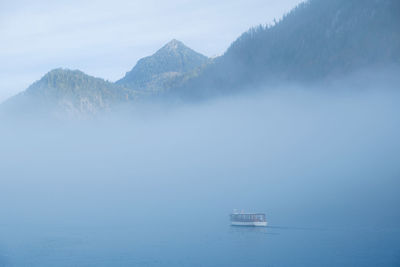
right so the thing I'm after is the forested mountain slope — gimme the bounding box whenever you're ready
[2,69,130,118]
[174,0,400,99]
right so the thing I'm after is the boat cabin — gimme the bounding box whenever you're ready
[230,213,266,222]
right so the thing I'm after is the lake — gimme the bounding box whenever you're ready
[1,90,399,266]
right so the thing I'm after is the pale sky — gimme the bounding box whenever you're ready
[0,0,304,102]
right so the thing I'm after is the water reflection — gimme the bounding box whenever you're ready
[229,225,276,235]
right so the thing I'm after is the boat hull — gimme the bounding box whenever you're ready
[231,221,268,227]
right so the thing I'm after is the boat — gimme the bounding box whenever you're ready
[230,210,267,227]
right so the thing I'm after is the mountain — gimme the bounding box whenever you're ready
[2,69,131,118]
[116,39,209,93]
[173,0,400,99]
[1,40,208,118]
[2,0,400,118]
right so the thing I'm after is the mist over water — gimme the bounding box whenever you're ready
[1,76,400,266]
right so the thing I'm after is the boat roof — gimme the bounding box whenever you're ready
[231,213,265,215]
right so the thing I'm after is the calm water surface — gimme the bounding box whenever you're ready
[1,91,400,266]
[1,206,399,266]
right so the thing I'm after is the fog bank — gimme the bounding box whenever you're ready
[0,77,399,265]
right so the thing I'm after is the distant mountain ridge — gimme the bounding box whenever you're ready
[2,0,400,118]
[2,40,209,118]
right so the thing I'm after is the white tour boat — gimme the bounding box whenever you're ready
[230,211,267,227]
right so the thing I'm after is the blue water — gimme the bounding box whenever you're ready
[1,91,400,266]
[1,217,399,266]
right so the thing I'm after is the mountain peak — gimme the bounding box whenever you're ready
[116,40,209,90]
[42,68,84,80]
[156,39,197,56]
[162,39,185,51]
[36,68,98,89]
